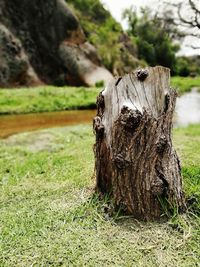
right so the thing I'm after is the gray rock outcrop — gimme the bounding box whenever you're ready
[0,0,113,87]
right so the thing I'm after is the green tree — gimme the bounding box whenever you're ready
[123,7,180,74]
[176,56,200,77]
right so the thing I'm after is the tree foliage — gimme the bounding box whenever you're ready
[123,7,180,74]
[65,0,199,76]
[66,0,110,23]
[176,56,200,76]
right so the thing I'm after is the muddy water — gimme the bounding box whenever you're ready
[0,110,96,138]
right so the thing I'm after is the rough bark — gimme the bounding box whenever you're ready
[93,66,186,221]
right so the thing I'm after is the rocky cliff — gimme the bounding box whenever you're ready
[0,0,113,87]
[67,0,142,76]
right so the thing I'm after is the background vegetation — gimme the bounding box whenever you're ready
[123,7,179,74]
[65,0,200,78]
[171,76,200,94]
[0,86,100,115]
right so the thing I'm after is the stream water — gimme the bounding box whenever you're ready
[175,90,200,127]
[0,91,199,139]
[0,110,96,138]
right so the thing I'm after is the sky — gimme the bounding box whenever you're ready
[101,0,157,27]
[100,0,200,56]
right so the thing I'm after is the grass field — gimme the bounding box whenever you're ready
[0,124,199,266]
[0,86,100,115]
[0,76,199,115]
[171,76,200,94]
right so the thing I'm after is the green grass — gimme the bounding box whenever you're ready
[173,125,200,204]
[0,123,199,266]
[0,76,199,115]
[0,86,100,115]
[171,76,200,94]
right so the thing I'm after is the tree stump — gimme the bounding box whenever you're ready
[93,66,186,221]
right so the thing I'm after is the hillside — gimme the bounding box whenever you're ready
[0,0,141,88]
[66,0,142,75]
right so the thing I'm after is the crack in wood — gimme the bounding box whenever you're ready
[115,77,122,86]
[142,82,153,114]
[129,74,142,108]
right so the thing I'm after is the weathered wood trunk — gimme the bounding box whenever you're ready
[93,66,186,221]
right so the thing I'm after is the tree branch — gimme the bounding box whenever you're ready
[189,0,200,15]
[194,11,200,28]
[186,44,200,49]
[187,32,200,38]
[177,3,197,27]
